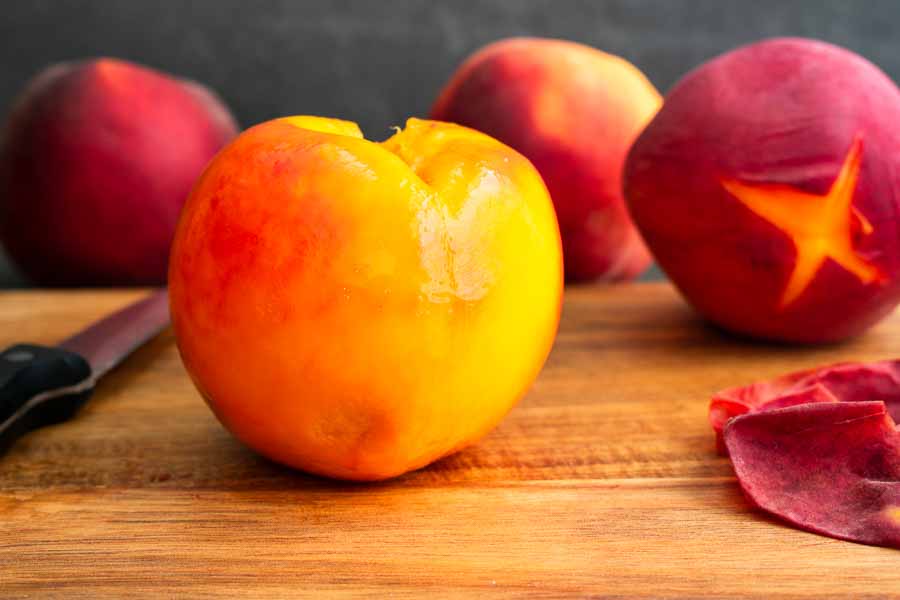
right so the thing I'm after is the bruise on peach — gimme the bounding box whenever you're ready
[724,401,900,549]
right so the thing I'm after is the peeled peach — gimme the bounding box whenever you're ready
[624,38,900,343]
[431,37,662,282]
[0,58,237,285]
[169,116,563,481]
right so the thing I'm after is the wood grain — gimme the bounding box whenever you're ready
[2,283,899,598]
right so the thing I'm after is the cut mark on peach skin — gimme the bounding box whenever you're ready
[721,136,884,309]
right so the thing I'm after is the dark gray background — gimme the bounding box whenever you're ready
[2,0,898,286]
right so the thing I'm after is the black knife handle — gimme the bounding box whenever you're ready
[0,344,93,455]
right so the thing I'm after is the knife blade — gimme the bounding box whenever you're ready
[0,289,169,455]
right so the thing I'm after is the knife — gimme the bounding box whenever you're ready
[0,289,169,455]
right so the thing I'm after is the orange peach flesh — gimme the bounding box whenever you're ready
[721,136,882,308]
[169,116,563,480]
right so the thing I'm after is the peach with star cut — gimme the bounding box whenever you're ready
[624,38,900,343]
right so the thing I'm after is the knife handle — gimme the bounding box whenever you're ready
[0,344,93,455]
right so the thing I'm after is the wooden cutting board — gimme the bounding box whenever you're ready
[2,283,898,598]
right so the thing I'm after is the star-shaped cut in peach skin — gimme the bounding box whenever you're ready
[721,136,884,309]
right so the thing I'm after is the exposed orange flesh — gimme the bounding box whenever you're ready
[721,137,882,308]
[168,116,563,480]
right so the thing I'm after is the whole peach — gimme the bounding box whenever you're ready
[431,37,662,282]
[624,38,900,343]
[169,116,563,481]
[0,58,238,285]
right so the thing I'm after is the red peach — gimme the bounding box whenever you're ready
[624,38,900,343]
[0,58,238,285]
[431,37,662,282]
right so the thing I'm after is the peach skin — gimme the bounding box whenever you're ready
[0,58,237,285]
[169,116,563,481]
[624,38,900,343]
[431,37,662,282]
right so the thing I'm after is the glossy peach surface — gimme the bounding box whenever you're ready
[169,116,563,480]
[431,37,661,282]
